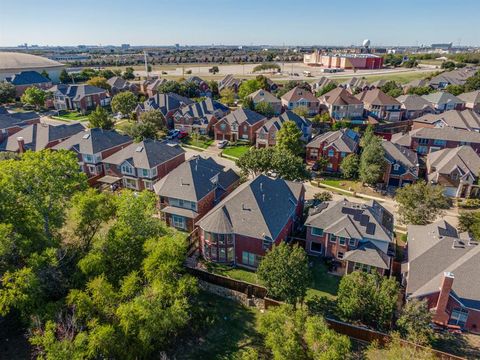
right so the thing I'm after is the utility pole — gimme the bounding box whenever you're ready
[143,51,149,80]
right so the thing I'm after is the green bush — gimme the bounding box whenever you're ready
[459,198,480,209]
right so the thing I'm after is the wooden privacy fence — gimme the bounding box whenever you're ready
[186,266,466,360]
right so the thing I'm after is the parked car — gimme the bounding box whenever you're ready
[178,130,188,139]
[167,129,180,139]
[217,140,228,149]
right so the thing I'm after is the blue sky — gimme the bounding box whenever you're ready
[1,0,479,47]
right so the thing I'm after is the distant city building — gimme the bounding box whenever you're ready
[304,51,383,69]
[121,44,130,49]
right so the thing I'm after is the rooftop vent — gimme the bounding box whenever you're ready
[82,133,90,139]
[135,146,144,152]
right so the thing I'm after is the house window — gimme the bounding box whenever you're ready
[418,138,429,145]
[341,152,346,157]
[219,248,226,261]
[311,227,323,236]
[84,154,93,163]
[349,238,356,247]
[171,215,186,230]
[142,168,149,177]
[433,139,446,146]
[263,237,273,250]
[449,308,469,328]
[328,149,335,157]
[143,180,153,190]
[393,163,400,171]
[354,262,371,272]
[337,251,344,259]
[339,237,346,246]
[243,125,248,132]
[417,146,428,155]
[310,242,322,253]
[329,235,337,243]
[121,164,134,175]
[451,172,459,180]
[309,149,319,160]
[220,123,227,131]
[242,251,257,267]
[123,178,138,190]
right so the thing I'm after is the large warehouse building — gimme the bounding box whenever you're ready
[0,52,65,83]
[304,51,383,70]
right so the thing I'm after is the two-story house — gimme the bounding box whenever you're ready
[422,92,465,113]
[154,156,240,232]
[53,128,132,184]
[396,94,434,120]
[7,70,52,97]
[381,140,419,187]
[218,74,242,94]
[426,145,480,198]
[102,139,185,191]
[391,127,480,155]
[412,109,480,132]
[186,76,211,97]
[281,86,319,116]
[318,87,364,121]
[458,90,480,113]
[172,98,230,134]
[198,175,305,268]
[247,89,282,115]
[306,129,360,172]
[404,220,480,333]
[256,110,312,148]
[214,108,266,143]
[355,89,402,121]
[0,107,40,142]
[49,84,109,114]
[135,92,194,128]
[107,76,139,96]
[0,122,85,153]
[305,199,394,275]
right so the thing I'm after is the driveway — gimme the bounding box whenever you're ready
[182,142,240,172]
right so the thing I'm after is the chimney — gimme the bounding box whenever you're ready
[17,137,25,154]
[433,272,454,325]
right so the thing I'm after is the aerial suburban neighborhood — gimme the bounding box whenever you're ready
[1,1,480,359]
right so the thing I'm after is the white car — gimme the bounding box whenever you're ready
[217,140,229,149]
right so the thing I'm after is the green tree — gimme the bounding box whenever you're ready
[0,82,16,103]
[304,315,351,360]
[337,271,399,330]
[360,125,375,148]
[340,153,359,179]
[220,88,236,106]
[458,211,480,239]
[157,80,182,95]
[464,73,480,91]
[124,121,158,141]
[316,82,337,97]
[21,86,47,110]
[255,101,275,118]
[238,79,261,99]
[87,76,111,91]
[445,84,465,96]
[111,91,137,117]
[276,120,304,156]
[40,70,50,80]
[313,191,333,203]
[397,299,433,345]
[359,135,385,186]
[312,113,331,126]
[139,109,165,130]
[293,105,309,118]
[122,67,135,80]
[441,61,456,70]
[407,86,434,96]
[88,105,114,129]
[209,65,219,74]
[59,69,70,83]
[252,63,281,73]
[242,96,255,110]
[365,333,436,360]
[257,243,311,305]
[395,181,451,225]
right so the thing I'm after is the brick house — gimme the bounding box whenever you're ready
[281,86,319,116]
[305,199,394,275]
[107,76,139,96]
[247,89,282,115]
[391,127,480,155]
[214,108,266,142]
[102,139,185,191]
[381,140,419,187]
[319,87,364,121]
[135,92,193,128]
[0,107,40,142]
[426,146,480,198]
[172,98,230,134]
[154,156,240,232]
[0,122,84,153]
[53,128,132,184]
[412,109,480,132]
[422,92,465,113]
[355,89,402,121]
[396,94,434,120]
[49,84,109,114]
[306,129,360,173]
[198,175,305,268]
[256,110,312,148]
[218,74,242,94]
[404,220,480,333]
[458,90,480,113]
[7,70,52,98]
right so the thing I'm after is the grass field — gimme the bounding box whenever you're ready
[182,136,214,149]
[51,111,88,121]
[114,119,132,133]
[221,145,251,159]
[320,178,385,198]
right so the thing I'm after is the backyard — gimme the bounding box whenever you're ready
[221,144,251,159]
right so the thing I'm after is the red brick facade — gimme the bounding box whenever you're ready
[214,118,265,143]
[306,144,351,172]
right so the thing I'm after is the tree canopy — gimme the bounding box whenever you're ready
[0,82,16,104]
[238,79,263,99]
[359,134,385,186]
[340,153,359,179]
[252,63,280,73]
[275,120,304,156]
[87,76,111,91]
[111,91,138,116]
[254,101,275,118]
[88,105,114,129]
[21,87,47,109]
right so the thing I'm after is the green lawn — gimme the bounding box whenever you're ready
[332,70,434,85]
[182,137,214,149]
[204,256,340,300]
[319,177,386,199]
[52,111,88,121]
[221,145,251,159]
[114,119,133,134]
[171,291,264,359]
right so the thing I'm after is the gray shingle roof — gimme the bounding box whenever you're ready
[257,110,311,133]
[9,71,50,86]
[458,90,480,105]
[427,145,480,183]
[393,127,480,144]
[320,87,363,106]
[219,108,266,127]
[0,111,39,130]
[344,242,391,269]
[177,98,229,118]
[50,84,107,101]
[396,94,433,111]
[248,89,281,104]
[281,86,318,103]
[1,122,85,152]
[382,140,418,168]
[198,175,303,240]
[406,220,480,310]
[422,92,464,106]
[413,110,480,131]
[141,92,193,116]
[53,128,132,154]
[355,89,401,106]
[102,139,184,169]
[307,129,359,153]
[153,156,239,202]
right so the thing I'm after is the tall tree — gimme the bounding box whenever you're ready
[111,91,138,117]
[139,109,166,130]
[238,79,261,99]
[122,67,135,80]
[254,101,275,118]
[0,82,16,104]
[359,135,385,186]
[316,82,337,97]
[59,69,70,83]
[21,87,47,110]
[257,243,311,305]
[365,333,436,360]
[87,76,111,91]
[395,181,451,225]
[88,105,114,129]
[220,88,235,106]
[396,299,433,345]
[292,106,309,118]
[340,153,359,179]
[276,120,304,156]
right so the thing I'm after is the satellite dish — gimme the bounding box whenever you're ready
[362,39,371,48]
